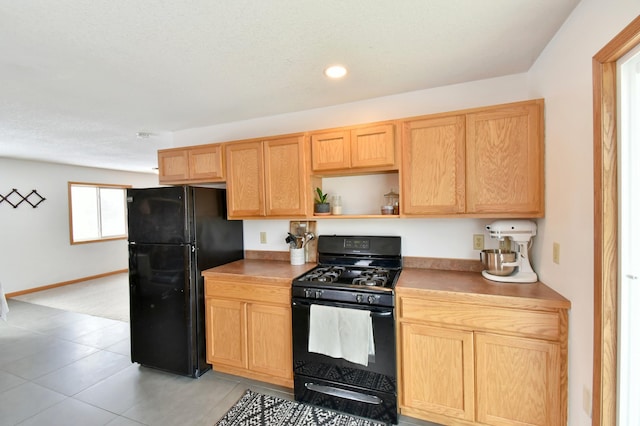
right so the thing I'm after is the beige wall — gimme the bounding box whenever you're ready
[0,158,158,293]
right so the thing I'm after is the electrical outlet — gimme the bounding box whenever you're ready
[473,234,484,250]
[553,242,560,264]
[260,231,267,244]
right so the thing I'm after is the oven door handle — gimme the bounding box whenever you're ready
[304,382,383,405]
[292,300,393,316]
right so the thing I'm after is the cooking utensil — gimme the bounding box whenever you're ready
[303,232,315,247]
[285,234,297,248]
[287,232,301,248]
[286,231,315,249]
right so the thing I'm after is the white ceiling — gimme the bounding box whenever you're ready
[0,0,581,174]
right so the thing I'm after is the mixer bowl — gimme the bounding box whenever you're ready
[480,249,517,276]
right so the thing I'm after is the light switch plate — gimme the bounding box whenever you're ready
[583,385,592,417]
[553,242,560,264]
[260,231,267,244]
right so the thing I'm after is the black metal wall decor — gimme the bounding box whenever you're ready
[1,189,46,208]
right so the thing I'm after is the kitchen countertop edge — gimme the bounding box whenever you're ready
[202,259,316,285]
[203,258,570,309]
[397,268,571,310]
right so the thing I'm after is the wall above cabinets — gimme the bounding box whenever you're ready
[157,98,545,220]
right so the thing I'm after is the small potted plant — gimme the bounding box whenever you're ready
[314,187,330,215]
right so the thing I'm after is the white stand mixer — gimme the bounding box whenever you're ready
[482,220,538,283]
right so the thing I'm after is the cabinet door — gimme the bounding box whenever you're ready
[188,145,224,181]
[475,332,561,426]
[350,124,396,169]
[247,303,293,380]
[401,115,466,214]
[158,150,189,183]
[399,322,474,421]
[225,141,265,218]
[466,101,544,215]
[205,298,246,369]
[264,136,308,217]
[310,130,351,171]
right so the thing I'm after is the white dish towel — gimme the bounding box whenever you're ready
[308,304,374,366]
[0,281,9,321]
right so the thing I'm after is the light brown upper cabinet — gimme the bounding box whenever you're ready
[466,100,544,216]
[401,115,466,214]
[225,141,264,217]
[310,124,397,173]
[225,135,308,219]
[157,99,543,219]
[158,144,225,184]
[400,99,544,217]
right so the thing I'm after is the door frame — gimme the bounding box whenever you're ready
[592,15,640,426]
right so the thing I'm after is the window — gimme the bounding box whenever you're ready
[68,182,130,244]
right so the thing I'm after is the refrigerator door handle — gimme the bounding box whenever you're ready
[184,244,193,292]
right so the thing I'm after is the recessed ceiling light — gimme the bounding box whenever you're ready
[136,132,152,139]
[324,65,347,79]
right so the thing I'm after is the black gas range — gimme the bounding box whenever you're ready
[291,235,402,308]
[291,235,402,425]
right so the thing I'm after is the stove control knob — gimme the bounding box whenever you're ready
[355,294,363,303]
[367,295,377,304]
[315,290,322,299]
[304,289,313,298]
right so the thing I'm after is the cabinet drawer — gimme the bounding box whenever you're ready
[205,280,290,306]
[398,297,561,341]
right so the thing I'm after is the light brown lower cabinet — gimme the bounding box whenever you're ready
[400,323,475,422]
[474,333,561,426]
[204,278,293,388]
[397,293,568,426]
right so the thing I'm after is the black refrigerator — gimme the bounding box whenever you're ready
[126,186,243,378]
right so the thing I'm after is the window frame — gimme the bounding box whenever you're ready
[67,181,131,245]
[593,15,640,426]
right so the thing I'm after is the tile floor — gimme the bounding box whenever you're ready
[0,299,438,426]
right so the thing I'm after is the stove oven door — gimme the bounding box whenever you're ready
[291,298,397,424]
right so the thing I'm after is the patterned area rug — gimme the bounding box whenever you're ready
[216,390,386,426]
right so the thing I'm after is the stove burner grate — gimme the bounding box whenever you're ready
[352,269,390,286]
[298,266,346,283]
[297,265,399,288]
